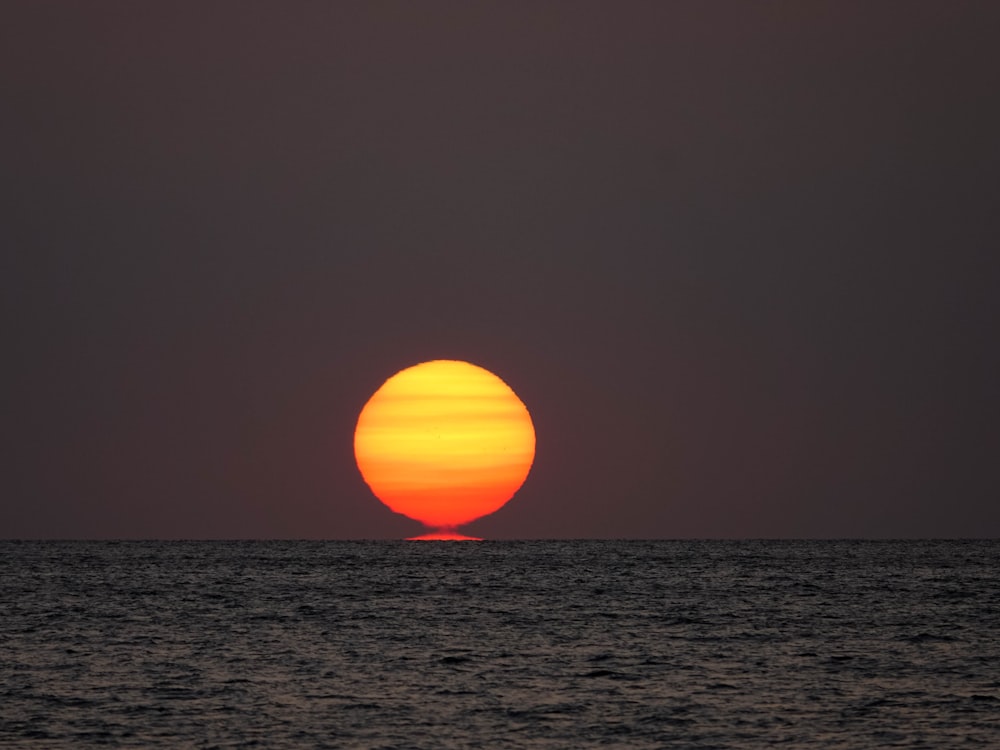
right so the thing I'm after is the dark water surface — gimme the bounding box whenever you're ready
[2,540,998,748]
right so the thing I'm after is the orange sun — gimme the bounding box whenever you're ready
[354,360,535,538]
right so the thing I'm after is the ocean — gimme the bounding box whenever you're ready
[2,540,998,748]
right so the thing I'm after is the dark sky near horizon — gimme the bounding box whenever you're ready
[3,2,999,539]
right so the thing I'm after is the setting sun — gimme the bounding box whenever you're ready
[354,360,535,536]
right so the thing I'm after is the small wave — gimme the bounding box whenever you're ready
[580,668,640,681]
[899,632,959,644]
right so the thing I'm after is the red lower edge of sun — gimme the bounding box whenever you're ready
[408,530,483,542]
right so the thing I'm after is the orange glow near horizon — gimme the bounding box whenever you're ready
[354,360,535,533]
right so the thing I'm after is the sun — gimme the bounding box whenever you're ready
[354,360,535,538]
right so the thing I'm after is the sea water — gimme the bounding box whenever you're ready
[2,540,998,748]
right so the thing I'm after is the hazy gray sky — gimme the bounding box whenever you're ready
[3,3,999,538]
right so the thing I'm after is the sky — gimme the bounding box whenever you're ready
[2,2,999,539]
